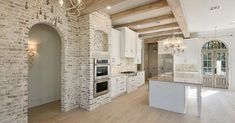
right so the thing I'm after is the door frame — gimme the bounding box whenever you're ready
[201,40,229,89]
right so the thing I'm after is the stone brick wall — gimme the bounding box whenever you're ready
[78,11,112,111]
[0,0,80,122]
[0,1,114,122]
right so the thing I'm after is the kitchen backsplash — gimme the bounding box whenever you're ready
[111,58,137,74]
[175,64,198,72]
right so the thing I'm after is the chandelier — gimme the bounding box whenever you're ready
[162,17,186,55]
[25,0,85,24]
[163,36,186,54]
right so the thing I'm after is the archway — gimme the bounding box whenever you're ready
[201,40,229,89]
[27,23,62,108]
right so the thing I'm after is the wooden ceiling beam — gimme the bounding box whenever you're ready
[114,14,174,28]
[134,22,178,33]
[111,0,168,20]
[139,28,181,38]
[166,0,190,38]
[82,0,127,15]
[144,34,183,44]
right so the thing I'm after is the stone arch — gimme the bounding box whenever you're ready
[25,22,67,111]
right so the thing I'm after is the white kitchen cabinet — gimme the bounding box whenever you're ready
[134,37,142,64]
[136,71,145,87]
[116,76,127,94]
[110,75,127,98]
[111,28,121,64]
[127,76,137,93]
[130,29,136,57]
[110,77,117,98]
[118,27,136,58]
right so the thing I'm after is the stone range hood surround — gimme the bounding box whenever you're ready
[78,11,112,111]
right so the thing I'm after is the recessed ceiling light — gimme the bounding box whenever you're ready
[106,6,111,10]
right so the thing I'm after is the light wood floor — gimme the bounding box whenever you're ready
[28,86,235,123]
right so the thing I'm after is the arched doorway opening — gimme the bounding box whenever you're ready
[202,40,229,89]
[27,23,62,109]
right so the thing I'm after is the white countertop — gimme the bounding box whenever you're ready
[149,76,202,86]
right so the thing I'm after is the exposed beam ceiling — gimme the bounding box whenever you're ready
[111,0,168,20]
[166,0,190,38]
[134,22,178,33]
[144,34,183,43]
[114,14,174,28]
[82,0,127,15]
[139,28,181,38]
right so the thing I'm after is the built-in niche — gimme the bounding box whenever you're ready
[93,30,109,52]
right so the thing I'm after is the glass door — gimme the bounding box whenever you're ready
[202,50,228,89]
[202,51,214,87]
[214,50,228,88]
[202,41,228,89]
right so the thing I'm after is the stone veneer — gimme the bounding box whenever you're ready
[78,11,112,111]
[0,0,113,123]
[175,64,198,72]
[111,58,137,74]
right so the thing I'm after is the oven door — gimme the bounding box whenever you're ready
[94,78,110,97]
[95,65,110,79]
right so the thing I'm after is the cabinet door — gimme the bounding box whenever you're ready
[118,27,136,58]
[134,37,142,64]
[110,77,117,98]
[111,29,121,64]
[127,76,137,93]
[129,30,136,57]
[117,76,127,94]
[125,29,131,57]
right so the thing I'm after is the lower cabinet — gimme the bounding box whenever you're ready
[136,71,145,87]
[111,71,145,98]
[111,75,127,98]
[117,76,127,94]
[110,77,117,98]
[127,76,137,93]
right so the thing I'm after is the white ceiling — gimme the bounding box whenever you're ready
[180,0,235,33]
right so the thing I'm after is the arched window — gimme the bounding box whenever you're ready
[202,40,227,50]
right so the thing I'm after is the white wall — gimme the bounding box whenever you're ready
[28,24,61,108]
[176,28,235,90]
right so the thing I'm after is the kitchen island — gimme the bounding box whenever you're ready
[148,75,202,116]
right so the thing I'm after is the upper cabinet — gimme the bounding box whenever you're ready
[112,27,142,64]
[118,27,136,58]
[111,28,121,64]
[134,36,142,64]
